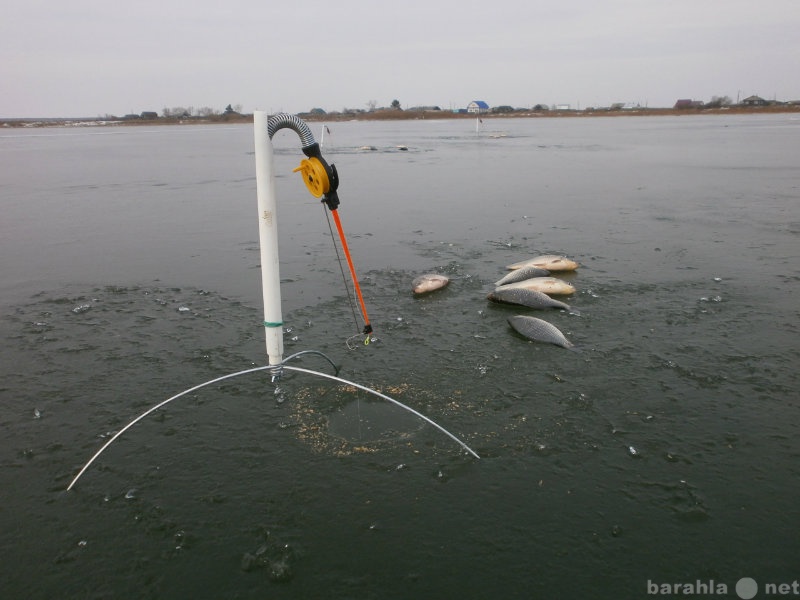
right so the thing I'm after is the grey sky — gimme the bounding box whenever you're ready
[4,0,799,117]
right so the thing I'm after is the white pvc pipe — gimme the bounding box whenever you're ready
[253,111,284,365]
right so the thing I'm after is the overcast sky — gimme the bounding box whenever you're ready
[4,0,799,117]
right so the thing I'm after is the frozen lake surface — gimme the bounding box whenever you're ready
[1,114,798,598]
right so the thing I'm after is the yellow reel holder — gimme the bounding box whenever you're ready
[293,157,330,198]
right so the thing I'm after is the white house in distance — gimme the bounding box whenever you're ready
[467,100,489,114]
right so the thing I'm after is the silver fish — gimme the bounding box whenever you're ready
[495,277,576,296]
[494,266,550,287]
[412,273,450,294]
[506,254,579,272]
[487,287,570,310]
[507,315,574,348]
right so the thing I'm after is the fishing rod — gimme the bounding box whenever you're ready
[292,141,373,338]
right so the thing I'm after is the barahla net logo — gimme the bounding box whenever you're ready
[647,577,800,598]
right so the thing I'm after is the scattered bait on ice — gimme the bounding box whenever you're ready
[412,273,450,295]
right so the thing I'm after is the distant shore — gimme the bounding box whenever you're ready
[3,104,798,129]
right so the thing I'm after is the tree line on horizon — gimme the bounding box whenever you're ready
[161,104,243,118]
[305,93,794,116]
[97,93,797,122]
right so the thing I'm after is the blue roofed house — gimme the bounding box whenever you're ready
[467,100,489,114]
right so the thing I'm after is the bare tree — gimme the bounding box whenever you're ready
[707,95,733,108]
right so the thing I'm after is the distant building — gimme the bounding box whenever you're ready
[741,95,768,106]
[140,111,159,119]
[467,101,489,114]
[674,99,703,109]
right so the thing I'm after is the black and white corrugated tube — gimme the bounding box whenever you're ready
[267,112,316,149]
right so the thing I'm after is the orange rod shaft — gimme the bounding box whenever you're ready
[331,209,372,331]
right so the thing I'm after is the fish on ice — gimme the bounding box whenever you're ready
[507,315,574,348]
[506,254,579,272]
[487,287,570,310]
[412,273,450,295]
[494,266,550,287]
[495,277,576,296]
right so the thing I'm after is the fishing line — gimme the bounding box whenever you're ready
[329,208,373,336]
[322,204,362,338]
[354,382,363,444]
[345,333,372,350]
